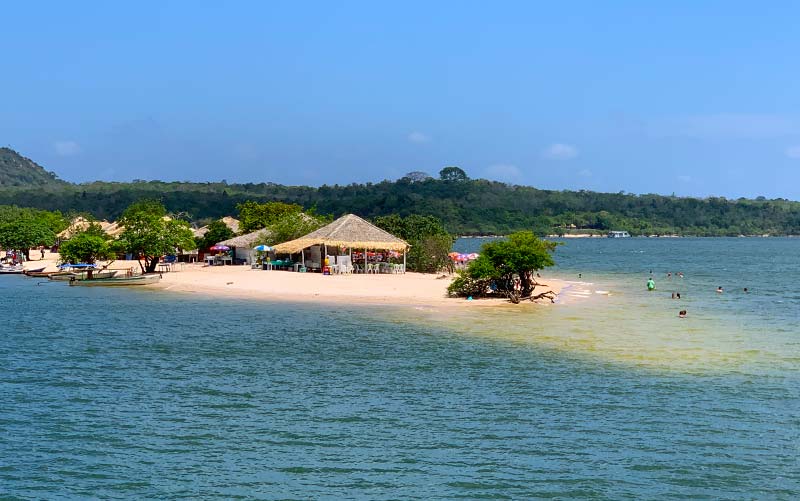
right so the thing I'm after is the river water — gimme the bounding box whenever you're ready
[1,238,798,498]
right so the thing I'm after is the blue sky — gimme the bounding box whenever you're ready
[3,1,800,199]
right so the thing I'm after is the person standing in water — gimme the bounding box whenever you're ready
[647,278,656,291]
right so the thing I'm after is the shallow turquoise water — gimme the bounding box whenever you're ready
[2,238,799,498]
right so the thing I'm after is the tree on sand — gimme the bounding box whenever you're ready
[58,224,114,265]
[0,219,56,260]
[448,231,557,303]
[117,200,195,273]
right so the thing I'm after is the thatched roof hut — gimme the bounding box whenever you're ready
[58,217,125,239]
[216,228,272,248]
[192,216,240,239]
[272,214,408,254]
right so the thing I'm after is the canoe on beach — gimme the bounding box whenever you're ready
[68,274,161,287]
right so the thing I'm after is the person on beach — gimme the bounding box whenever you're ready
[716,286,723,293]
[678,310,687,318]
[40,247,45,260]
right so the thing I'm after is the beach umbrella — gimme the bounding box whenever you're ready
[253,244,272,251]
[210,245,230,251]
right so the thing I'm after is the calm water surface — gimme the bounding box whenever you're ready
[2,238,799,498]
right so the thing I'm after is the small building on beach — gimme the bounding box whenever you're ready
[215,228,272,264]
[272,214,409,272]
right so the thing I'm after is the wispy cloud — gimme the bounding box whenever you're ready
[407,131,431,143]
[54,140,81,157]
[542,143,578,160]
[652,114,800,139]
[485,164,522,183]
[785,145,800,159]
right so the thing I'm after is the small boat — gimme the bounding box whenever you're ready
[607,230,631,238]
[49,270,118,281]
[21,267,47,276]
[0,264,25,274]
[68,274,161,287]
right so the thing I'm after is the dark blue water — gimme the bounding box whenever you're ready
[2,239,799,498]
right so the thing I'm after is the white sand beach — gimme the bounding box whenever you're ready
[22,253,567,307]
[153,264,567,308]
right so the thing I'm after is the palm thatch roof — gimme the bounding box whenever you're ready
[193,216,239,239]
[272,214,408,254]
[216,228,272,248]
[220,216,240,234]
[58,217,124,239]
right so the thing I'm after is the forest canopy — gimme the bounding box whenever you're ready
[1,148,799,236]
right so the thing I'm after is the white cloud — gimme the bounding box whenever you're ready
[785,146,800,159]
[54,140,81,156]
[407,131,431,143]
[577,169,592,177]
[542,143,578,160]
[485,164,522,183]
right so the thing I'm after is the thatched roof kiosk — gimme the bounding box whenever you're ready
[272,214,409,272]
[192,216,240,239]
[215,228,272,264]
[216,228,271,249]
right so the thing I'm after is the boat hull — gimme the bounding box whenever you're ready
[50,270,118,281]
[68,274,161,286]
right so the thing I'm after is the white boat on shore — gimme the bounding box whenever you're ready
[607,231,631,238]
[0,264,24,274]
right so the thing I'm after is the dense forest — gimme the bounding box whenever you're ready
[2,148,800,236]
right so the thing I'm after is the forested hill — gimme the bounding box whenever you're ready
[0,148,66,187]
[1,151,799,236]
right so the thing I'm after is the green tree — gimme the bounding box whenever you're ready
[261,211,330,246]
[199,219,235,249]
[117,200,196,273]
[439,166,469,182]
[58,226,114,265]
[374,214,454,273]
[448,231,557,301]
[0,219,56,260]
[237,201,304,233]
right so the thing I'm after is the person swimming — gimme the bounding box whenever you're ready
[743,287,749,293]
[678,310,687,318]
[676,292,681,299]
[716,286,723,293]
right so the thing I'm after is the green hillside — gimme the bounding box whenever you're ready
[0,148,66,187]
[1,149,800,236]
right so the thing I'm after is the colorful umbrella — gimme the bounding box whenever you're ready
[210,245,230,251]
[253,245,272,251]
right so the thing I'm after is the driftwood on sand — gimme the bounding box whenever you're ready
[506,281,557,304]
